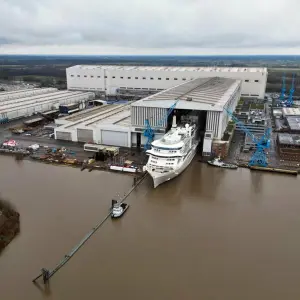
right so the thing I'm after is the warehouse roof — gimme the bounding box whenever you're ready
[0,88,52,96]
[282,107,300,116]
[286,116,300,131]
[55,104,131,136]
[61,106,111,122]
[68,65,267,73]
[131,77,241,111]
[0,91,91,113]
[62,104,131,130]
[85,107,131,127]
[278,133,300,146]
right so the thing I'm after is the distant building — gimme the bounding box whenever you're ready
[277,133,300,161]
[234,101,267,151]
[282,107,300,118]
[286,116,300,134]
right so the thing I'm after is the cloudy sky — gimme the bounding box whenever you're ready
[1,0,300,55]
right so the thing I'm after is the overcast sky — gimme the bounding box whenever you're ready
[1,0,300,55]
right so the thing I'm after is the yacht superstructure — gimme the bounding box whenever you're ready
[143,116,200,188]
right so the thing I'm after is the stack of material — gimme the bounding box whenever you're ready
[36,147,79,165]
[0,198,20,253]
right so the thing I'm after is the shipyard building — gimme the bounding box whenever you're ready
[233,98,268,151]
[55,76,241,156]
[66,65,267,99]
[0,88,95,122]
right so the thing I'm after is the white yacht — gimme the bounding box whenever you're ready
[143,116,200,188]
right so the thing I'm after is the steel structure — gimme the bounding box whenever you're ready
[143,100,179,150]
[224,108,271,167]
[286,74,296,107]
[280,73,286,103]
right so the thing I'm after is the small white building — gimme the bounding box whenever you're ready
[66,65,267,99]
[54,104,132,147]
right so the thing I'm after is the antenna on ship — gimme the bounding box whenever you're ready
[172,115,177,128]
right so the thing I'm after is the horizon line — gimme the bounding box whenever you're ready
[1,54,300,57]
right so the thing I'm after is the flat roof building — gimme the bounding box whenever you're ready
[66,65,267,99]
[282,107,300,118]
[0,90,95,121]
[277,133,300,161]
[54,104,132,147]
[286,116,300,133]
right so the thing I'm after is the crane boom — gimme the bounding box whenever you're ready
[287,73,296,107]
[280,73,286,101]
[143,99,180,150]
[224,108,258,144]
[224,107,271,167]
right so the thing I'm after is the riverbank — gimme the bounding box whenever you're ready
[0,134,147,176]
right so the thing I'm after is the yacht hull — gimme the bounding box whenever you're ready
[146,144,198,188]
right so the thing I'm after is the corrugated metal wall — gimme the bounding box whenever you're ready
[131,106,167,128]
[56,131,72,141]
[206,111,221,138]
[77,129,94,143]
[101,130,128,147]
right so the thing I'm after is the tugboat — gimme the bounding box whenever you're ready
[111,200,129,219]
[207,157,238,170]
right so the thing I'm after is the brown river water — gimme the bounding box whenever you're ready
[0,156,300,300]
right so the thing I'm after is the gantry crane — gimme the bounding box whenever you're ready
[143,100,179,150]
[280,73,286,103]
[224,108,271,167]
[286,73,296,107]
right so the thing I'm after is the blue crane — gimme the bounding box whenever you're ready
[143,100,179,150]
[224,108,271,167]
[280,73,286,103]
[286,73,296,107]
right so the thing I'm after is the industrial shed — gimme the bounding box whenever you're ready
[0,88,57,101]
[54,104,131,147]
[277,133,300,161]
[286,117,300,133]
[0,90,95,121]
[131,77,241,155]
[66,65,267,98]
[282,107,300,118]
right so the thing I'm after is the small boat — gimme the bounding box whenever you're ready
[207,157,238,169]
[111,200,129,218]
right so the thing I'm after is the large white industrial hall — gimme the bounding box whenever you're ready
[130,76,241,153]
[66,65,267,98]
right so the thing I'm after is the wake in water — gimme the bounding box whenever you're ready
[14,153,25,165]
